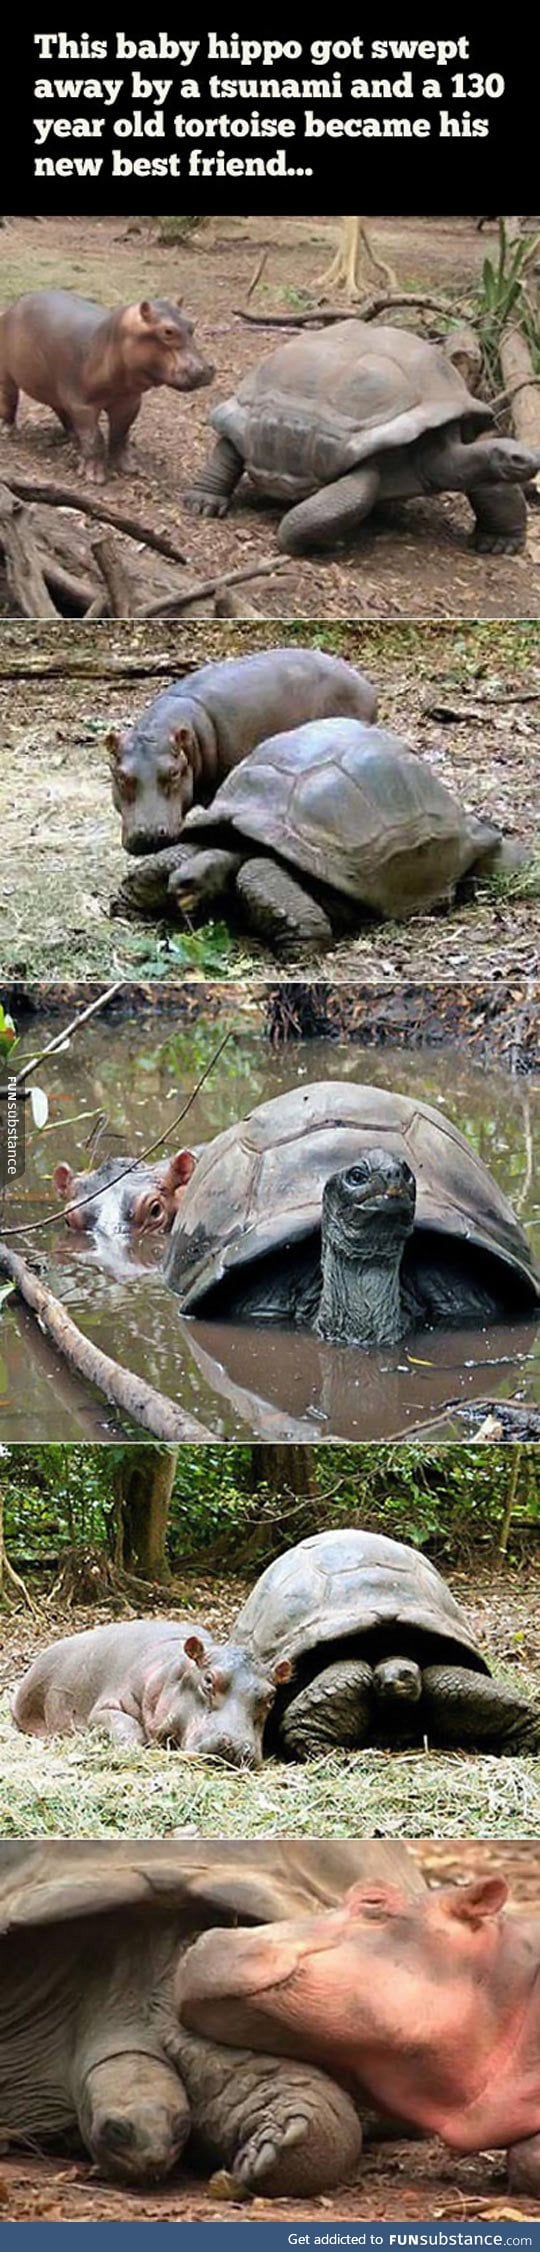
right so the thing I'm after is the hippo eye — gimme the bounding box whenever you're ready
[147,1198,165,1224]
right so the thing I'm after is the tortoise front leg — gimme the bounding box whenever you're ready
[183,435,244,518]
[168,847,242,920]
[111,843,193,921]
[236,856,334,957]
[422,1664,540,1752]
[281,1657,374,1757]
[169,2024,363,2196]
[278,466,381,554]
[470,483,528,553]
[77,2052,191,2183]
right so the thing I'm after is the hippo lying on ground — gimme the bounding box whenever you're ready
[13,1533,540,1761]
[107,647,377,855]
[179,1856,540,2195]
[12,1617,291,1767]
[3,1842,538,2196]
[0,291,214,481]
[0,1839,406,2191]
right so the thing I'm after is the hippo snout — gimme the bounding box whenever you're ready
[172,357,215,392]
[184,1729,261,1770]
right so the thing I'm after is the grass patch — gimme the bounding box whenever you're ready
[2,1691,539,1842]
[481,852,540,903]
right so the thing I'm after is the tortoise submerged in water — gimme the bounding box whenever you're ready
[234,1528,540,1758]
[164,1081,540,1346]
[184,322,540,556]
[117,718,520,954]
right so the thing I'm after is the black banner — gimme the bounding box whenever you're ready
[1,29,532,214]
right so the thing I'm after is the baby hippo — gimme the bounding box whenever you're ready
[0,291,214,479]
[53,1149,197,1240]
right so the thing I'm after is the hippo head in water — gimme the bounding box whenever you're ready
[177,1871,540,2174]
[53,1150,197,1240]
[141,1636,293,1770]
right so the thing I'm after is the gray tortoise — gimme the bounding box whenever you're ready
[0,1837,407,2192]
[164,1080,540,1346]
[153,718,514,955]
[235,1528,540,1758]
[184,322,540,556]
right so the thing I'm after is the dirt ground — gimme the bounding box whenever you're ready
[0,1839,539,2223]
[0,617,538,983]
[0,216,538,623]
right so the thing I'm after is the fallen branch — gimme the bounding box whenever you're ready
[233,291,466,329]
[0,483,58,618]
[142,554,292,618]
[3,476,189,568]
[15,981,124,1089]
[0,1240,213,1442]
[89,532,133,617]
[0,1495,42,1616]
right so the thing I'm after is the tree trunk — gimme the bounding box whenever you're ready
[250,1446,316,1500]
[109,1447,178,1580]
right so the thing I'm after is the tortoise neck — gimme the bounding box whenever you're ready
[316,1230,407,1347]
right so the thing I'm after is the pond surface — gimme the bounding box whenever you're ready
[1,1020,538,1442]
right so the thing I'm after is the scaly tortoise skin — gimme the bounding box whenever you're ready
[184,322,540,556]
[160,716,510,953]
[0,1839,417,2192]
[164,1080,540,1348]
[234,1528,540,1758]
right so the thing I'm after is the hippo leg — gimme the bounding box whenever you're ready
[107,398,142,470]
[169,2024,363,2196]
[278,467,381,555]
[77,2052,191,2185]
[67,405,108,483]
[236,856,334,956]
[87,1696,146,1745]
[421,1665,540,1752]
[281,1658,375,1757]
[0,373,18,428]
[507,2134,540,2196]
[184,437,244,518]
[470,484,528,553]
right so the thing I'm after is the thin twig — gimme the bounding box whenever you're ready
[15,984,123,1088]
[1,1028,233,1237]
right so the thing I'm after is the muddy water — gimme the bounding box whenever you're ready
[1,1023,538,1442]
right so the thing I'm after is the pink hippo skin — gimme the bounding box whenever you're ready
[176,1872,540,2189]
[12,1618,291,1768]
[53,1149,197,1240]
[0,291,214,481]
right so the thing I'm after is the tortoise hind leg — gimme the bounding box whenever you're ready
[422,1664,540,1752]
[183,436,244,518]
[281,1657,374,1757]
[236,855,334,956]
[278,466,381,554]
[470,483,528,553]
[508,2135,540,2196]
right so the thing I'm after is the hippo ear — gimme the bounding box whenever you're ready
[176,295,184,309]
[105,728,123,768]
[166,1150,198,1194]
[441,1879,508,1927]
[184,1635,207,1668]
[139,301,154,325]
[171,726,193,772]
[53,1163,75,1200]
[272,1658,293,1685]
